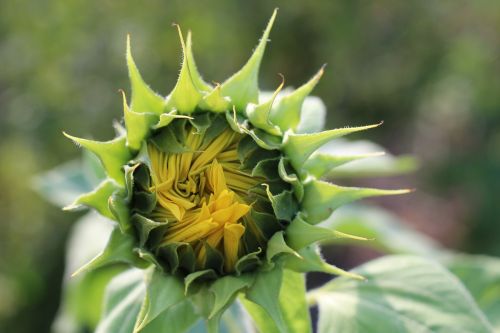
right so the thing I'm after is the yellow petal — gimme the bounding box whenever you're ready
[223,224,246,272]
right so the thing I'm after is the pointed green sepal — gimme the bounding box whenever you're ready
[295,96,326,134]
[63,132,132,185]
[127,35,166,115]
[264,185,298,222]
[302,179,411,224]
[241,269,312,333]
[278,157,304,201]
[220,9,277,110]
[270,66,324,132]
[225,108,246,134]
[246,77,283,135]
[285,245,365,280]
[283,122,382,172]
[184,269,217,295]
[166,25,203,114]
[133,267,185,332]
[303,151,385,179]
[71,227,146,277]
[266,231,301,262]
[121,90,159,151]
[186,31,212,92]
[135,248,163,270]
[245,128,282,150]
[64,179,121,220]
[285,215,366,250]
[131,213,168,247]
[152,110,192,130]
[137,300,199,333]
[235,249,262,275]
[245,265,286,332]
[199,84,231,112]
[109,188,132,232]
[208,275,253,319]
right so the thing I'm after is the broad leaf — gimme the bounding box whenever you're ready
[134,268,185,332]
[445,254,500,331]
[140,300,200,333]
[32,159,93,208]
[52,212,120,332]
[258,92,326,134]
[302,180,408,224]
[242,269,311,333]
[96,269,146,333]
[295,96,326,134]
[321,205,441,257]
[318,139,418,178]
[309,255,494,333]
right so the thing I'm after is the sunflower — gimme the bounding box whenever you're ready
[64,9,408,332]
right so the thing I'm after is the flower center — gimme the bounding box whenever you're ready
[147,126,261,272]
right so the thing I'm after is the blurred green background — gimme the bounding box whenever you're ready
[1,0,499,332]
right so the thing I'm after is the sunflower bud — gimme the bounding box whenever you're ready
[64,9,409,332]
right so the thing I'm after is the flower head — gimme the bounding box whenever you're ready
[64,9,408,332]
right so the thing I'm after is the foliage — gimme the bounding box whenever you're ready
[1,1,499,332]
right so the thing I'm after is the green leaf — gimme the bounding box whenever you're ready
[185,270,217,295]
[269,66,323,132]
[96,269,146,333]
[309,255,494,333]
[153,111,192,130]
[67,265,126,330]
[278,157,303,201]
[264,186,298,222]
[303,151,385,179]
[109,189,132,232]
[63,133,132,185]
[220,9,277,110]
[246,79,283,136]
[166,26,202,114]
[185,31,212,93]
[72,227,145,277]
[321,205,441,256]
[32,159,94,208]
[295,96,326,134]
[64,179,121,220]
[134,267,185,332]
[285,215,366,251]
[278,270,312,333]
[285,245,364,280]
[121,90,159,151]
[131,214,168,247]
[242,269,311,333]
[208,275,253,319]
[244,266,286,332]
[318,139,418,178]
[302,179,410,224]
[150,124,190,154]
[199,85,231,112]
[266,231,300,262]
[445,254,500,331]
[283,123,381,171]
[331,154,417,178]
[240,297,278,333]
[53,212,121,331]
[140,300,201,333]
[127,35,166,116]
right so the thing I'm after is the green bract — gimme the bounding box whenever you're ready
[64,9,409,332]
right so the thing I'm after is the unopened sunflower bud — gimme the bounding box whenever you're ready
[64,9,408,332]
